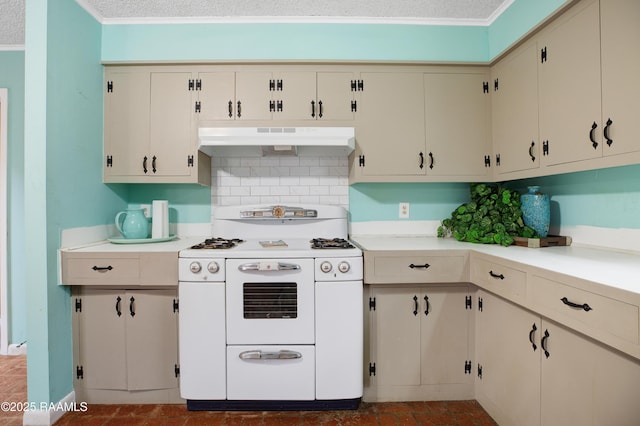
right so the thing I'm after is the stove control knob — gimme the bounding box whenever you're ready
[338,261,351,273]
[189,262,202,273]
[207,261,220,274]
[320,261,333,273]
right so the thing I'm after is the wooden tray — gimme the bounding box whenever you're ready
[513,235,572,248]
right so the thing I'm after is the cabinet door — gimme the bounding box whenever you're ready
[475,290,541,426]
[600,0,640,157]
[538,0,602,166]
[424,73,491,179]
[492,41,540,175]
[149,72,195,177]
[235,71,274,120]
[317,72,355,121]
[355,73,426,178]
[197,72,237,121]
[126,289,178,391]
[420,285,470,385]
[275,71,317,121]
[77,290,128,390]
[104,71,150,178]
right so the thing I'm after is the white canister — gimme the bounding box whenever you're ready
[151,200,169,238]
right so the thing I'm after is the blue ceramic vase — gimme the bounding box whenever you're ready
[520,186,550,238]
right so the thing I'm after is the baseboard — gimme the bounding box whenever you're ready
[8,342,26,355]
[22,390,82,426]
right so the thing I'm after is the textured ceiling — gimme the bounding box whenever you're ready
[1,0,511,47]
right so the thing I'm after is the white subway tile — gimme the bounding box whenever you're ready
[299,176,320,185]
[230,186,251,196]
[330,186,349,196]
[280,176,300,186]
[290,186,310,196]
[310,186,330,195]
[230,167,251,177]
[250,186,270,196]
[300,157,320,166]
[279,157,300,166]
[260,176,280,186]
[310,167,330,176]
[270,186,290,196]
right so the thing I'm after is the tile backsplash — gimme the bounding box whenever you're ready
[210,152,349,212]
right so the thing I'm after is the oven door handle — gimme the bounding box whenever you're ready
[239,350,302,360]
[237,262,301,272]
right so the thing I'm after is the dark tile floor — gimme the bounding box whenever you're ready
[1,355,498,425]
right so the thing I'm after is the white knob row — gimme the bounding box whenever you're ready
[320,261,351,274]
[189,261,220,274]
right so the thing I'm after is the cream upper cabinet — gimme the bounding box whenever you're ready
[104,68,210,185]
[352,72,426,181]
[424,72,492,180]
[538,0,602,167]
[599,0,640,158]
[491,41,540,176]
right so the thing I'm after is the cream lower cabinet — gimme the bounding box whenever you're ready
[365,284,473,401]
[476,289,640,426]
[72,288,180,403]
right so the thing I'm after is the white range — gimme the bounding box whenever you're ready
[178,204,363,410]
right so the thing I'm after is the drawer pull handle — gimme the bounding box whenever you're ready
[92,265,113,272]
[529,323,538,351]
[424,295,430,316]
[129,296,136,317]
[541,329,550,358]
[489,270,505,280]
[409,263,430,269]
[115,296,122,317]
[239,350,301,360]
[560,297,593,312]
[413,295,418,316]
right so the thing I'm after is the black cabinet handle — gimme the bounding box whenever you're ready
[237,101,242,118]
[143,156,148,174]
[92,265,113,272]
[311,100,316,118]
[541,329,550,358]
[428,152,434,169]
[560,297,592,312]
[152,155,157,173]
[129,296,136,317]
[529,141,536,162]
[489,270,505,280]
[424,295,430,316]
[228,100,233,118]
[413,295,418,316]
[529,323,538,351]
[318,100,323,118]
[604,118,613,147]
[115,296,122,317]
[589,122,598,149]
[419,152,425,169]
[409,263,430,269]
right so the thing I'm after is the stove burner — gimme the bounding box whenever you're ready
[310,238,355,249]
[191,238,244,250]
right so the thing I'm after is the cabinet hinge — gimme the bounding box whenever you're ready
[188,79,195,91]
[75,298,82,313]
[494,78,499,91]
[464,360,472,375]
[369,362,376,376]
[106,155,113,168]
[484,155,491,168]
[359,155,365,167]
[482,81,489,93]
[76,365,84,380]
[541,47,547,63]
[173,298,179,313]
[269,100,275,112]
[195,101,201,113]
[478,297,483,312]
[106,81,113,93]
[351,79,364,91]
[269,79,283,91]
[369,297,376,311]
[465,295,472,310]
[277,100,283,112]
[174,364,180,378]
[277,79,283,91]
[351,100,357,112]
[187,155,194,167]
[196,79,202,91]
[543,140,549,156]
[477,364,483,379]
[495,154,501,167]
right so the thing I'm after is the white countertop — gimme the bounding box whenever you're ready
[61,236,204,253]
[351,235,640,295]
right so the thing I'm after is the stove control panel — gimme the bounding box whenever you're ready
[179,258,226,282]
[314,257,363,282]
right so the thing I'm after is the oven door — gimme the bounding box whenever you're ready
[226,258,315,344]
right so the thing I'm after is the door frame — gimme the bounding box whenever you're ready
[0,88,8,355]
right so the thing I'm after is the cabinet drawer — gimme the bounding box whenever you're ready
[364,251,467,284]
[530,275,639,345]
[470,257,526,301]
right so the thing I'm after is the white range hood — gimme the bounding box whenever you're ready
[198,127,355,156]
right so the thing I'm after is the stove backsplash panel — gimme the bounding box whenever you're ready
[210,152,349,215]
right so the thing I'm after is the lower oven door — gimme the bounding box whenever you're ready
[226,258,315,344]
[227,345,315,400]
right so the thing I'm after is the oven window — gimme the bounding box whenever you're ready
[243,282,298,319]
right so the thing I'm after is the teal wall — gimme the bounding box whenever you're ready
[24,0,126,405]
[127,184,212,223]
[0,50,26,345]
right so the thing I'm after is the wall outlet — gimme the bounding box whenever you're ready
[399,202,410,219]
[140,204,151,218]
